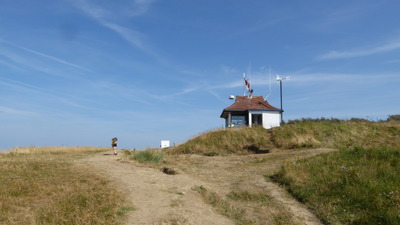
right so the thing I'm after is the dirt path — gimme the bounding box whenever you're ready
[76,149,333,224]
[77,153,234,225]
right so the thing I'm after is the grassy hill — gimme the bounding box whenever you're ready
[163,117,400,224]
[270,119,400,225]
[167,118,400,155]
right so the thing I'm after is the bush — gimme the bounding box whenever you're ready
[387,114,400,121]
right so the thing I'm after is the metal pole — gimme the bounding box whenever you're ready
[280,80,283,123]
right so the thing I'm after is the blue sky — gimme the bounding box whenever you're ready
[1,0,399,150]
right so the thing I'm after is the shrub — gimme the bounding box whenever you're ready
[387,114,400,121]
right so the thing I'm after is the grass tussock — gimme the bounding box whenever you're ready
[128,149,165,164]
[227,190,272,203]
[272,146,400,225]
[0,148,128,225]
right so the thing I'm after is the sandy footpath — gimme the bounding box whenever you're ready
[76,153,234,225]
[75,149,331,225]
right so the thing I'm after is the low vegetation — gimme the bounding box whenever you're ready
[272,118,399,149]
[0,147,128,225]
[9,146,109,155]
[387,114,400,121]
[270,117,400,225]
[192,185,254,225]
[166,126,272,156]
[160,116,400,224]
[192,184,296,225]
[272,146,400,224]
[165,117,399,156]
[125,149,165,164]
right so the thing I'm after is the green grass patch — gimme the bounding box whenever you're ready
[117,206,136,216]
[271,146,400,224]
[130,150,164,163]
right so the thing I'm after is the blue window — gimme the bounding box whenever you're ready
[232,116,246,127]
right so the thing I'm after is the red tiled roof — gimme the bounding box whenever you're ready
[221,96,281,118]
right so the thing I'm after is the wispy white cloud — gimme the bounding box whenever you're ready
[0,48,86,79]
[127,0,156,17]
[0,78,90,111]
[74,0,154,19]
[72,0,108,19]
[0,78,47,94]
[73,0,162,61]
[0,59,25,72]
[317,40,400,60]
[220,65,237,73]
[0,38,91,72]
[315,4,369,29]
[0,106,37,116]
[384,59,400,64]
[210,80,243,89]
[102,22,161,61]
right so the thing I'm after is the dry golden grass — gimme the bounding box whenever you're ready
[166,127,273,156]
[10,146,109,154]
[0,147,128,225]
[166,120,400,156]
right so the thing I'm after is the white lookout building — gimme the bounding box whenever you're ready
[220,96,282,129]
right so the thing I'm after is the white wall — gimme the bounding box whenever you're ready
[248,111,280,129]
[262,112,281,129]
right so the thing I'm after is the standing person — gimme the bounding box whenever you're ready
[112,137,118,155]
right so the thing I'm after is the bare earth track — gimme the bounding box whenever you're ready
[76,148,334,225]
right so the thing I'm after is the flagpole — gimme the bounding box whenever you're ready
[243,73,246,96]
[249,64,252,97]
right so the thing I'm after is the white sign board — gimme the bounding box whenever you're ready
[160,140,170,148]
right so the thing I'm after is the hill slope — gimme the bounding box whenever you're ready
[168,119,400,155]
[163,119,400,224]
